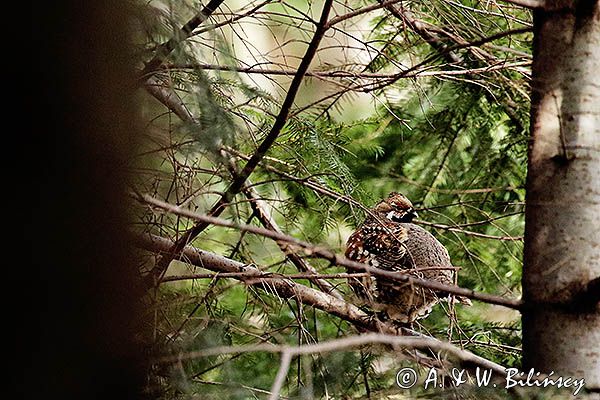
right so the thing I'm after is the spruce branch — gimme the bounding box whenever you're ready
[146,0,336,284]
[223,152,344,299]
[135,193,523,310]
[139,231,449,381]
[136,234,508,380]
[222,147,525,242]
[141,62,343,298]
[139,0,226,80]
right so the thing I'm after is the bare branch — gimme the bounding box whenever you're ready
[417,220,524,241]
[136,233,508,376]
[147,0,336,283]
[165,61,531,79]
[156,330,507,375]
[134,232,382,331]
[325,0,404,27]
[269,350,292,400]
[191,0,278,36]
[143,76,198,123]
[160,270,459,283]
[135,193,523,310]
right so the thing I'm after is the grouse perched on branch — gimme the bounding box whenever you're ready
[345,192,467,324]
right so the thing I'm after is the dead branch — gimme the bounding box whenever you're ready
[173,331,510,400]
[134,232,383,331]
[136,233,508,379]
[135,193,523,310]
[160,269,459,283]
[156,332,507,375]
[146,0,336,283]
[160,272,372,283]
[165,61,531,79]
[143,76,198,122]
[416,220,524,241]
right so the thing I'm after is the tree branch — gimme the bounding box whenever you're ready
[135,233,508,377]
[164,61,530,79]
[147,0,336,283]
[224,153,343,299]
[416,220,524,241]
[158,332,506,375]
[139,0,226,80]
[134,232,382,331]
[141,60,343,298]
[143,76,198,122]
[499,0,546,9]
[222,146,524,242]
[135,193,523,310]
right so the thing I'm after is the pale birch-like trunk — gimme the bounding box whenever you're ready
[523,0,600,391]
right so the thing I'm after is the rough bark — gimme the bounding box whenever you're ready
[523,0,600,390]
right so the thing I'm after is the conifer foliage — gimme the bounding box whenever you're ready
[132,1,537,398]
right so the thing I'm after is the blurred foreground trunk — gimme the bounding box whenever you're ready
[29,2,147,398]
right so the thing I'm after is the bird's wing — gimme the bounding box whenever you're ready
[346,220,409,271]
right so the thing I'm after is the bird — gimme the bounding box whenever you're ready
[345,192,466,324]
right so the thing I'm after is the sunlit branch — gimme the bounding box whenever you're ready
[154,328,507,375]
[135,193,523,310]
[136,234,508,379]
[164,61,531,79]
[160,269,459,283]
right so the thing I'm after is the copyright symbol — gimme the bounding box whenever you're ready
[396,367,418,389]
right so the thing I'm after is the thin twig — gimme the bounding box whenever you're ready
[269,350,292,400]
[139,0,226,80]
[224,153,343,299]
[417,220,524,241]
[160,269,459,283]
[164,61,530,79]
[147,0,336,283]
[498,0,545,8]
[137,234,508,377]
[222,147,524,242]
[156,332,507,375]
[135,194,523,310]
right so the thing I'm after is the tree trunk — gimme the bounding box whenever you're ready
[523,0,600,391]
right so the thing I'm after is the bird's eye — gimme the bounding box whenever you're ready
[387,209,417,222]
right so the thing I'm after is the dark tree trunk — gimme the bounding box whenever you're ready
[27,2,148,398]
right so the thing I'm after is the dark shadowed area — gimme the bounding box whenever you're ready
[27,2,147,398]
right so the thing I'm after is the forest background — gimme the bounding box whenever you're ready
[27,1,599,400]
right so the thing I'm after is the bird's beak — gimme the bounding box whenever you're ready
[409,209,418,220]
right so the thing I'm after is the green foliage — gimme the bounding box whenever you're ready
[135,0,536,398]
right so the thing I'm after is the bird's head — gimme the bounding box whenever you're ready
[372,192,418,223]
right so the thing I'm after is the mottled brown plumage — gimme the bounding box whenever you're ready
[345,192,458,323]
